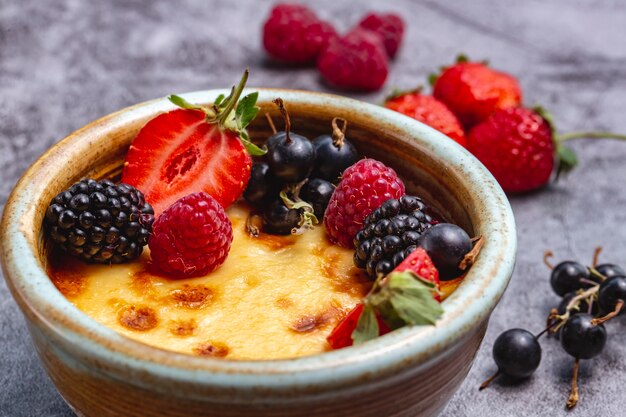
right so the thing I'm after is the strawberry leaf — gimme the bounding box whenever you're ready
[351,304,379,345]
[168,95,203,110]
[236,92,260,131]
[386,272,443,325]
[428,73,438,87]
[214,94,226,107]
[239,131,267,156]
[556,144,578,179]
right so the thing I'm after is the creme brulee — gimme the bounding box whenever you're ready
[48,204,462,360]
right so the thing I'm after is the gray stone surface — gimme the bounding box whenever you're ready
[1,0,625,416]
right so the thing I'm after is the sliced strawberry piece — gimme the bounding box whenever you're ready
[327,304,391,349]
[121,70,263,216]
[394,247,441,301]
[122,109,251,216]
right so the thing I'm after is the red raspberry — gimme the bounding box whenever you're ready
[263,3,337,63]
[467,107,554,193]
[324,159,405,247]
[357,13,404,59]
[148,192,233,278]
[317,28,389,91]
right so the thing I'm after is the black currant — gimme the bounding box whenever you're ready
[266,98,315,183]
[598,276,626,315]
[557,291,598,316]
[244,162,280,207]
[312,118,359,182]
[560,313,607,359]
[417,223,472,280]
[492,329,542,379]
[550,261,590,297]
[262,199,301,235]
[302,178,334,218]
[595,263,626,280]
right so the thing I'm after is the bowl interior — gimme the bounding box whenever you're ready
[1,88,515,392]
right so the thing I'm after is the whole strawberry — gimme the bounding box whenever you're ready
[357,12,404,59]
[385,90,467,147]
[317,28,389,91]
[263,3,336,63]
[432,57,522,129]
[149,192,233,278]
[324,158,405,247]
[467,107,554,193]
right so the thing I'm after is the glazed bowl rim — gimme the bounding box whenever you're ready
[1,88,516,393]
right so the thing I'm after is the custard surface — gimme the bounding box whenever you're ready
[48,204,462,360]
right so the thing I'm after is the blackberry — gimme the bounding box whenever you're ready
[353,195,434,278]
[44,178,154,263]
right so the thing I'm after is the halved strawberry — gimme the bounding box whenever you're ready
[122,70,264,215]
[326,247,441,350]
[393,247,441,301]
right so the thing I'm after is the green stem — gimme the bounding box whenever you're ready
[216,69,249,125]
[557,131,626,142]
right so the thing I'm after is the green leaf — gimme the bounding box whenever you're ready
[239,131,267,156]
[456,53,469,63]
[428,73,438,87]
[214,94,226,107]
[555,144,578,179]
[168,95,202,110]
[235,92,260,130]
[351,304,379,345]
[532,105,556,135]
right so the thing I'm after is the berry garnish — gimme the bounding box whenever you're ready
[148,192,232,278]
[549,260,590,297]
[467,107,555,193]
[598,276,626,315]
[384,90,466,147]
[44,179,154,263]
[311,118,359,182]
[467,106,626,193]
[122,70,263,215]
[266,98,316,183]
[327,247,442,350]
[357,12,404,59]
[595,263,626,280]
[262,186,318,236]
[262,3,337,63]
[431,55,522,129]
[317,28,388,91]
[301,178,334,219]
[324,158,405,248]
[417,223,472,280]
[353,196,434,278]
[560,313,607,360]
[479,329,542,391]
[243,162,281,207]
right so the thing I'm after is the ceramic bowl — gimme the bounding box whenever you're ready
[1,89,516,417]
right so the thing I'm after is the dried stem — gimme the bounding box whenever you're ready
[566,359,580,409]
[550,286,600,334]
[265,112,277,134]
[459,236,484,271]
[273,98,291,143]
[479,370,501,391]
[591,300,624,325]
[245,212,263,238]
[331,117,347,148]
[592,246,602,267]
[543,250,555,269]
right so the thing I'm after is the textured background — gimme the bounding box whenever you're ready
[1,0,626,416]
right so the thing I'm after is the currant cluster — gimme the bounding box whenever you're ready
[244,98,359,235]
[480,248,626,409]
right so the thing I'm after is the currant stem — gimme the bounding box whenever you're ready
[245,212,262,238]
[459,235,484,271]
[479,370,501,391]
[592,246,602,267]
[566,359,580,409]
[217,69,249,126]
[557,132,626,142]
[265,113,277,134]
[273,98,291,144]
[535,319,560,339]
[331,117,347,148]
[588,266,608,282]
[591,300,624,325]
[543,250,555,270]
